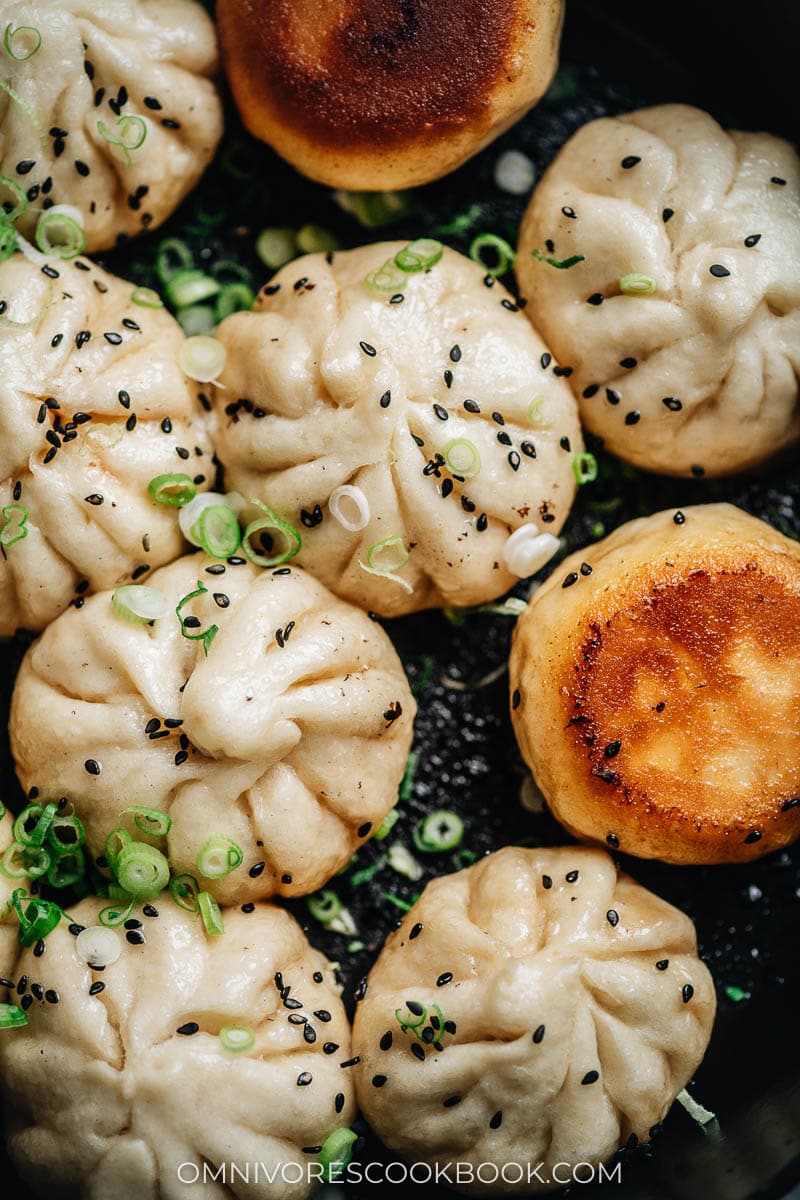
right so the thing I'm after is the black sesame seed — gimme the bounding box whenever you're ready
[143,905,159,917]
[619,357,637,369]
[67,924,84,936]
[771,177,786,186]
[463,399,480,414]
[532,1024,545,1044]
[89,981,105,995]
[125,413,137,431]
[449,344,461,363]
[406,1001,424,1016]
[389,293,404,304]
[605,740,621,757]
[624,411,641,426]
[542,875,552,890]
[126,930,145,945]
[436,972,453,987]
[74,160,90,177]
[682,984,694,1003]
[587,293,604,306]
[45,990,60,1004]
[562,572,579,589]
[476,513,488,531]
[379,390,391,408]
[581,1070,599,1085]
[372,1074,387,1088]
[501,299,518,312]
[662,208,674,222]
[359,341,376,357]
[281,874,292,884]
[744,830,762,844]
[606,909,620,927]
[656,959,669,971]
[410,1043,425,1061]
[144,96,163,110]
[565,870,579,883]
[709,264,730,278]
[33,940,45,958]
[409,923,423,940]
[744,234,762,248]
[673,511,686,525]
[84,759,101,775]
[323,1042,339,1055]
[104,332,123,345]
[357,821,372,837]
[248,861,266,878]
[297,1072,313,1086]
[582,384,599,398]
[690,465,705,478]
[303,1025,317,1044]
[161,118,181,130]
[781,798,800,812]
[443,1095,461,1107]
[124,918,142,930]
[380,1031,393,1051]
[662,396,683,412]
[334,1092,345,1114]
[339,1057,360,1068]
[508,451,520,471]
[512,689,521,710]
[441,478,454,498]
[621,155,641,169]
[561,206,577,219]
[605,388,621,406]
[496,430,511,446]
[433,403,449,421]
[20,995,33,1011]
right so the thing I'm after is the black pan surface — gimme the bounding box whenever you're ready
[1,1,798,1196]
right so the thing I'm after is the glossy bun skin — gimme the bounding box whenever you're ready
[353,846,715,1193]
[510,504,800,865]
[217,0,563,189]
[517,104,800,477]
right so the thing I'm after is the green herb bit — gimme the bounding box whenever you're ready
[531,247,585,270]
[176,580,218,656]
[0,503,27,547]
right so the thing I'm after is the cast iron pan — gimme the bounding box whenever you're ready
[1,1,798,1195]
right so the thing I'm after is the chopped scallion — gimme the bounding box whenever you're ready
[97,114,148,166]
[296,224,339,254]
[255,227,297,270]
[123,807,172,838]
[394,238,443,273]
[319,1129,357,1183]
[130,285,163,309]
[112,584,169,625]
[215,282,254,321]
[241,500,301,568]
[359,535,412,593]
[3,23,42,61]
[531,247,586,270]
[412,810,464,853]
[114,843,170,899]
[99,900,134,928]
[35,207,86,260]
[0,504,28,547]
[155,238,193,285]
[198,890,224,935]
[148,473,197,507]
[373,809,399,841]
[176,580,218,656]
[219,1025,255,1054]
[619,272,656,296]
[307,890,341,924]
[572,451,598,485]
[170,873,200,913]
[469,233,516,276]
[190,504,241,559]
[442,438,481,477]
[165,268,220,310]
[196,836,243,879]
[75,925,121,967]
[0,1003,28,1029]
[0,175,28,223]
[177,304,217,337]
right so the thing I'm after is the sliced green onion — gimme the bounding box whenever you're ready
[170,873,200,913]
[413,810,464,853]
[190,504,241,559]
[359,535,412,594]
[219,1025,255,1054]
[112,584,169,625]
[215,282,254,321]
[114,843,169,899]
[177,304,217,337]
[502,526,560,578]
[22,846,51,879]
[349,858,386,887]
[373,808,399,840]
[531,247,586,270]
[333,189,413,228]
[382,890,413,911]
[0,81,47,150]
[123,807,172,838]
[148,472,197,507]
[478,597,527,616]
[75,925,121,966]
[211,260,252,285]
[386,842,423,881]
[725,985,748,1003]
[99,900,134,928]
[676,1088,716,1128]
[0,175,27,223]
[394,238,443,273]
[442,438,481,477]
[4,23,42,61]
[165,269,220,310]
[527,395,545,424]
[0,221,17,261]
[399,751,418,804]
[241,500,301,568]
[435,202,486,236]
[307,889,341,924]
[296,224,339,254]
[13,891,63,946]
[0,503,27,547]
[131,285,163,309]
[179,491,241,545]
[0,801,5,820]
[35,208,86,260]
[196,835,243,879]
[619,272,656,296]
[365,256,409,295]
[256,227,297,270]
[0,1002,27,1029]
[572,451,598,485]
[104,828,132,871]
[1,843,32,880]
[97,115,148,166]
[198,890,224,935]
[395,1000,448,1043]
[178,334,226,383]
[46,850,84,889]
[329,485,370,532]
[13,803,56,847]
[319,1129,358,1183]
[156,238,193,285]
[176,580,218,656]
[469,233,515,276]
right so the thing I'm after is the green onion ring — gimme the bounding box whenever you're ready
[319,1129,358,1183]
[198,891,224,935]
[394,238,443,273]
[0,1002,28,1028]
[359,535,413,594]
[307,889,342,924]
[531,247,586,270]
[165,268,220,310]
[469,232,516,276]
[112,585,169,625]
[219,1025,255,1054]
[34,209,86,260]
[155,238,193,284]
[46,850,85,889]
[148,473,197,507]
[3,23,42,61]
[130,285,163,309]
[215,282,255,321]
[241,500,301,568]
[114,843,170,899]
[97,114,148,166]
[412,810,464,853]
[104,828,132,872]
[47,812,86,853]
[13,891,63,946]
[122,807,172,838]
[0,504,27,547]
[0,221,17,261]
[176,580,218,656]
[190,504,241,559]
[365,257,408,295]
[0,175,27,223]
[170,873,200,913]
[196,835,243,879]
[0,843,32,880]
[619,272,657,296]
[572,451,598,485]
[99,900,134,928]
[442,438,481,478]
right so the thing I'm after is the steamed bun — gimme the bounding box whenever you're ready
[0,812,20,979]
[10,552,415,904]
[510,504,800,864]
[0,0,222,252]
[0,253,214,634]
[217,0,563,190]
[212,242,582,616]
[353,846,715,1192]
[0,897,356,1200]
[517,104,800,476]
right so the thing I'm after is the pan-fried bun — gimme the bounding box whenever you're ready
[510,504,800,865]
[216,0,564,190]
